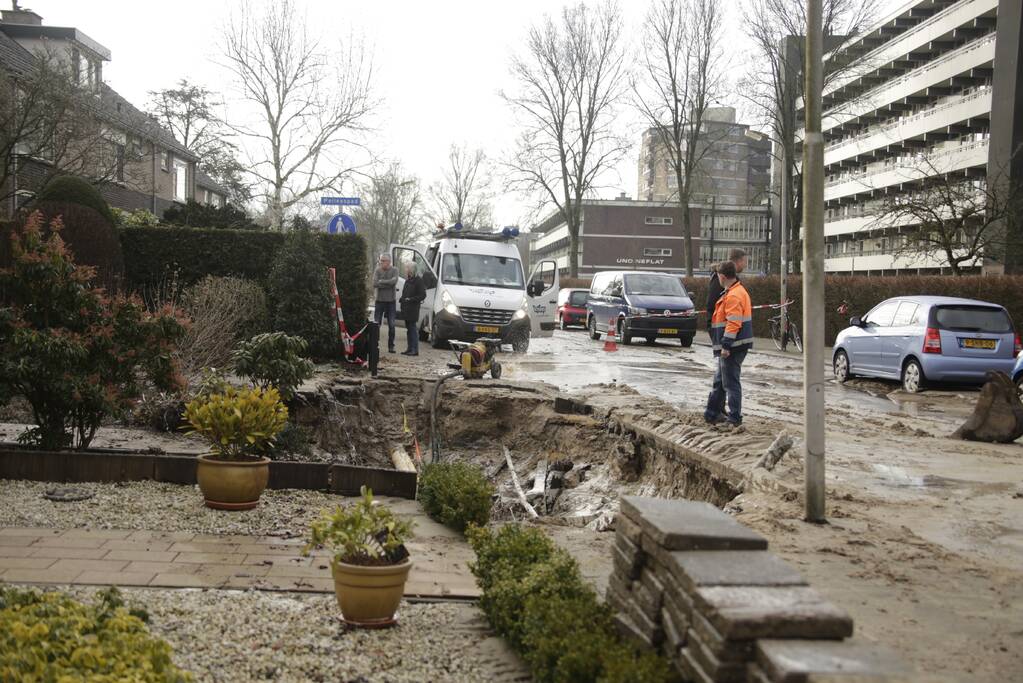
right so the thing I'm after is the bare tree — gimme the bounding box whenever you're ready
[147,80,251,205]
[220,0,375,230]
[872,158,1023,276]
[634,0,728,277]
[430,144,493,230]
[739,0,880,272]
[1,49,142,211]
[352,162,426,264]
[502,1,629,279]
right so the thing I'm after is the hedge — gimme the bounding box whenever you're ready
[418,462,495,533]
[683,274,1023,344]
[117,226,368,330]
[467,524,675,683]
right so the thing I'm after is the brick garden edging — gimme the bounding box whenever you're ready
[607,496,916,682]
[0,447,417,499]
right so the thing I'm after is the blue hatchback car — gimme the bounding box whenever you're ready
[585,271,697,346]
[833,296,1021,393]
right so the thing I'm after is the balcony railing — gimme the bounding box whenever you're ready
[824,139,989,189]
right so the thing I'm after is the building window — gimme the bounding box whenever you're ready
[643,248,672,257]
[173,159,188,201]
[115,144,125,182]
[160,151,170,171]
[644,216,673,225]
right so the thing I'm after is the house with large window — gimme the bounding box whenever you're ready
[0,7,202,218]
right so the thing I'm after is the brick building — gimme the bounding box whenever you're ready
[0,7,202,218]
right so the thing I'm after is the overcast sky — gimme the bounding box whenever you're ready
[27,0,903,229]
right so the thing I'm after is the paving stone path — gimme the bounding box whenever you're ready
[0,521,479,598]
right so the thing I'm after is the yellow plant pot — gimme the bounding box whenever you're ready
[331,559,413,627]
[195,454,270,511]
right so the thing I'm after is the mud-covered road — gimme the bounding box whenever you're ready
[380,328,1023,681]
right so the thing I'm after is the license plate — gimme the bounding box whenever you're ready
[962,338,996,349]
[657,328,676,335]
[474,326,500,334]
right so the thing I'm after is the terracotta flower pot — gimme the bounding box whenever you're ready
[331,558,413,627]
[195,454,270,510]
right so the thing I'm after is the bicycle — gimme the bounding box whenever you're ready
[767,302,802,353]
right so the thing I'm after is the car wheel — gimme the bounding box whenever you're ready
[491,361,502,379]
[511,333,530,353]
[679,334,694,348]
[833,350,850,383]
[902,358,925,393]
[588,315,601,341]
[430,317,446,349]
[1015,374,1022,398]
[559,314,567,331]
[618,319,632,345]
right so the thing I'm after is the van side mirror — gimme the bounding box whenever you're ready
[850,316,862,327]
[423,271,437,289]
[527,280,543,297]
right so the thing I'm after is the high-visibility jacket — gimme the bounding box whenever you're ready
[710,280,753,354]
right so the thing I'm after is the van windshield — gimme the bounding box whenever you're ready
[624,273,686,297]
[441,253,524,289]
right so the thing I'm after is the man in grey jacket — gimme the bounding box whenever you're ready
[372,253,399,353]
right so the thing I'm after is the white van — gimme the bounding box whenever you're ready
[390,229,559,352]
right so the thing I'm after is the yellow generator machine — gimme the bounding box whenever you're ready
[448,339,502,379]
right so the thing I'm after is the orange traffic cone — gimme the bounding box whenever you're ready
[603,317,618,352]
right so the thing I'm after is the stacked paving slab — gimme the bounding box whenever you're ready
[607,496,922,683]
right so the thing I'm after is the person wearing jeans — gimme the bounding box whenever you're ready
[704,260,753,426]
[399,262,426,356]
[372,253,399,353]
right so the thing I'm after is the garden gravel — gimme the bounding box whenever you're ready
[56,586,529,683]
[0,480,344,537]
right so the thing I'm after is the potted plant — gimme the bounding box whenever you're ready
[183,386,288,510]
[304,487,414,627]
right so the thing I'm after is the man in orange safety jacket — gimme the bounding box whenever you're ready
[704,260,753,426]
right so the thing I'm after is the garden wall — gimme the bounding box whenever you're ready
[117,226,369,328]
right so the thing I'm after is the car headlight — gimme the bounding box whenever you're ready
[442,290,459,316]
[513,296,528,320]
[627,306,647,316]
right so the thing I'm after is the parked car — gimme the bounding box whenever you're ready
[557,288,589,329]
[585,271,697,346]
[832,296,1021,393]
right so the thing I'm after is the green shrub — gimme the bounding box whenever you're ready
[0,585,191,682]
[418,462,495,533]
[183,386,288,461]
[112,207,160,228]
[267,231,337,359]
[33,175,116,225]
[178,276,269,378]
[33,201,125,291]
[231,332,314,401]
[468,524,676,683]
[117,226,368,330]
[0,212,186,450]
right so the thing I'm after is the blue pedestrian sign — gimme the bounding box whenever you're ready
[321,197,361,206]
[328,213,357,235]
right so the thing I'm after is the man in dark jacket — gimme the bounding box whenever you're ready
[399,262,426,356]
[373,253,399,353]
[706,248,748,333]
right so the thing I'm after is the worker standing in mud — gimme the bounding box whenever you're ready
[704,260,753,427]
[372,253,399,354]
[706,248,748,335]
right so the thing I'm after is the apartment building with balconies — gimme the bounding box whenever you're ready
[791,0,1023,275]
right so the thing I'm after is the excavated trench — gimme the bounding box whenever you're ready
[291,377,744,524]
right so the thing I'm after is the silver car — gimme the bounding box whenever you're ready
[833,296,1020,393]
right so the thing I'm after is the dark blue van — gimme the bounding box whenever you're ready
[586,271,697,346]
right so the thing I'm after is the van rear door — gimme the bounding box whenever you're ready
[390,244,437,330]
[527,260,559,338]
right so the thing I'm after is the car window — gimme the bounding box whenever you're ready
[933,305,1011,333]
[891,302,919,327]
[569,291,588,306]
[864,301,899,327]
[608,276,623,297]
[590,273,608,295]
